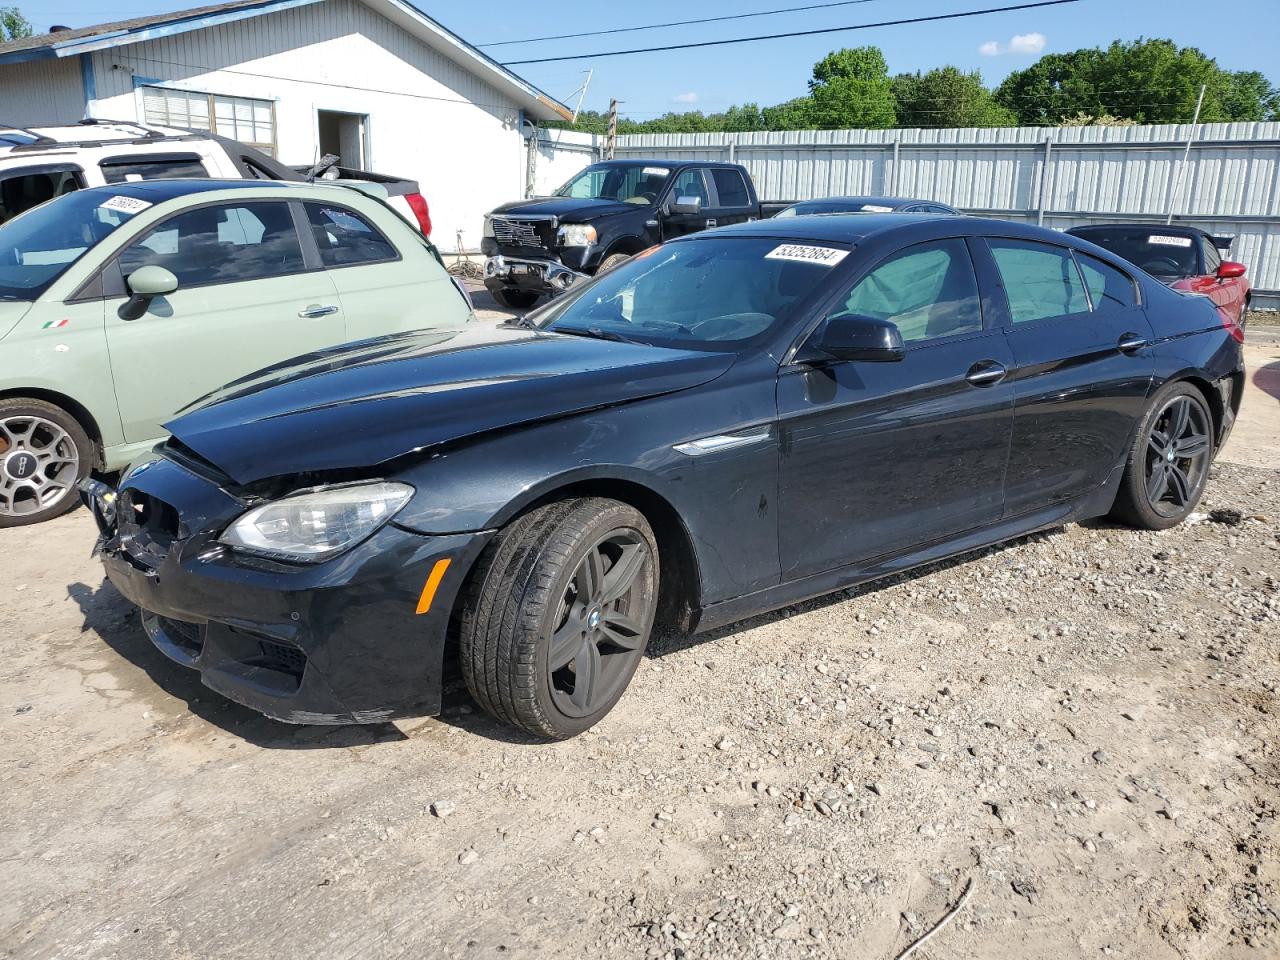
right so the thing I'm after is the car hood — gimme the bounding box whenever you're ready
[490,196,646,222]
[0,300,32,340]
[166,324,734,485]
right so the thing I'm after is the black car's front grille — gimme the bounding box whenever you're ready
[492,217,552,251]
[159,617,204,658]
[257,639,307,678]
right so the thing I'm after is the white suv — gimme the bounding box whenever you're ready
[0,119,434,236]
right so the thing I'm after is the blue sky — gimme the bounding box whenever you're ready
[25,0,1280,118]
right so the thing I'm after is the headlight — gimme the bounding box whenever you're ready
[220,482,413,563]
[482,216,495,238]
[557,223,597,247]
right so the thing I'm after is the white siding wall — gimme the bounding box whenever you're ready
[0,57,85,126]
[86,0,527,249]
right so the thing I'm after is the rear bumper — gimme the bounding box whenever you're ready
[86,459,492,724]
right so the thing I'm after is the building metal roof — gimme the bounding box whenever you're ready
[0,0,573,122]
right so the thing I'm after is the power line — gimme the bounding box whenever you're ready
[502,0,1084,66]
[478,0,887,48]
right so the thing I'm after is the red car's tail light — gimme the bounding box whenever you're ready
[405,192,432,237]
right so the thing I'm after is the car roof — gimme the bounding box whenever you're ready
[66,178,286,202]
[583,158,738,169]
[789,196,933,209]
[696,213,1054,245]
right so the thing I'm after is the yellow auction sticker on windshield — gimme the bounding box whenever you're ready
[765,244,849,266]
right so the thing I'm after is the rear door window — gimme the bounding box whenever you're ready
[1076,253,1138,313]
[987,238,1089,324]
[0,168,85,224]
[304,202,397,267]
[710,168,751,208]
[118,201,305,287]
[100,155,210,184]
[1201,238,1221,275]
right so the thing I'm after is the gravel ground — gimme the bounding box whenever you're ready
[1,314,1277,959]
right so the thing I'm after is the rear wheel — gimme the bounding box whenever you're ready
[491,288,541,310]
[459,498,660,739]
[0,398,93,527]
[1110,382,1213,530]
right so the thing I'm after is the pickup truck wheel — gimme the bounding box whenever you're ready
[0,398,93,527]
[492,288,540,310]
[459,498,660,739]
[599,253,631,272]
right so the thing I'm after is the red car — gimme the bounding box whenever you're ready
[1067,224,1250,333]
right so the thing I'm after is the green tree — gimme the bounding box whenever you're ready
[804,46,896,129]
[1,6,33,41]
[1221,70,1279,122]
[892,67,1016,128]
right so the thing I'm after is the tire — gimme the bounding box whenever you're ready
[599,253,631,272]
[1109,381,1214,531]
[459,498,660,739]
[0,397,94,528]
[491,288,541,310]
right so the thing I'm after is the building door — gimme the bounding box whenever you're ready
[317,111,367,169]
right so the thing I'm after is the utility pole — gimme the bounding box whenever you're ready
[605,98,619,160]
[525,123,538,198]
[571,69,593,124]
[1166,83,1206,225]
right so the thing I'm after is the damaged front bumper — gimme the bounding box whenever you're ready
[483,254,587,296]
[81,457,491,725]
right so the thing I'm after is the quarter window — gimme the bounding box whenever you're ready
[1201,238,1221,275]
[118,201,305,287]
[1076,253,1138,313]
[100,155,209,184]
[988,238,1089,324]
[304,203,397,267]
[837,238,982,343]
[710,168,750,208]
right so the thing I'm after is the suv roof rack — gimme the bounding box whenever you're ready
[77,118,167,140]
[0,123,56,147]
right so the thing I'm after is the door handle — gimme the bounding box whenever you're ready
[965,360,1007,387]
[298,305,339,319]
[1117,332,1148,354]
[705,218,717,228]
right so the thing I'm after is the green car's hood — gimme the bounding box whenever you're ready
[0,301,31,341]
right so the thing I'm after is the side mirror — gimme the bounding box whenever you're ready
[670,196,702,215]
[119,265,178,321]
[811,314,906,363]
[1216,261,1246,279]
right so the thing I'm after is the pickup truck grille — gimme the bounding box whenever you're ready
[491,217,549,250]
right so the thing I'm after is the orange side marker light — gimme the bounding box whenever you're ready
[415,558,452,615]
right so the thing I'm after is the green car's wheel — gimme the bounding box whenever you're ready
[0,398,94,527]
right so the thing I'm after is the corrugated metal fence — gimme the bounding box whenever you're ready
[554,122,1280,307]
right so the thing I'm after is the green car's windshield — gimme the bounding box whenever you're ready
[554,163,671,205]
[0,191,137,300]
[536,237,847,350]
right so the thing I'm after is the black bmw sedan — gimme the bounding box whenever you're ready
[85,215,1245,738]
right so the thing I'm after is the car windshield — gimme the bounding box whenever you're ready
[535,237,845,350]
[0,190,139,300]
[777,199,900,218]
[554,163,671,205]
[1075,229,1200,280]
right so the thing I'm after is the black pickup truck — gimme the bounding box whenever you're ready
[481,159,787,308]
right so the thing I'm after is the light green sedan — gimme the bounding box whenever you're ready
[0,179,472,526]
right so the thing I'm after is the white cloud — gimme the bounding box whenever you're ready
[1009,32,1047,54]
[978,40,1002,56]
[672,92,699,104]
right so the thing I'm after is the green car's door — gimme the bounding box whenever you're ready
[104,199,346,443]
[300,200,468,336]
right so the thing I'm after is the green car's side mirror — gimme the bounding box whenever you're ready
[120,266,179,321]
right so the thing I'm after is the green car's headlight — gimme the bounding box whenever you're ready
[220,482,414,563]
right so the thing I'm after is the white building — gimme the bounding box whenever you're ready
[0,0,573,250]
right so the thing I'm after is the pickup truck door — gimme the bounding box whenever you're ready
[660,168,715,241]
[706,167,757,229]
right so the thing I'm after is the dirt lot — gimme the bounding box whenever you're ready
[1,314,1277,960]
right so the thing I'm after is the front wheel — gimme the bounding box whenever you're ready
[599,253,631,272]
[460,498,660,739]
[1110,382,1214,530]
[0,398,94,527]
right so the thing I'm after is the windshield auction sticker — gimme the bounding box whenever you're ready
[859,204,895,213]
[641,166,670,177]
[1148,234,1192,247]
[100,196,153,216]
[765,244,849,266]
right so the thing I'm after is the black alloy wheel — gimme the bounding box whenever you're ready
[1111,382,1214,530]
[460,498,660,739]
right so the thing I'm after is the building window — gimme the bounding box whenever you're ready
[141,86,276,156]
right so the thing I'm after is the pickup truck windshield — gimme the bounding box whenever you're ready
[554,163,671,205]
[0,191,137,300]
[537,237,846,350]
